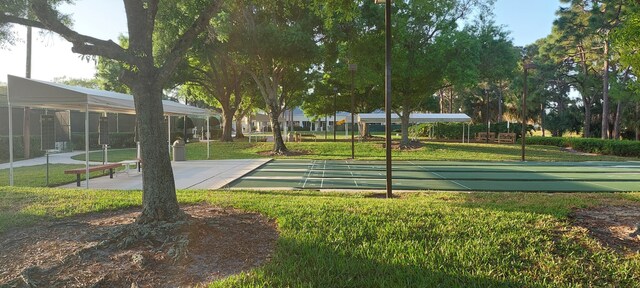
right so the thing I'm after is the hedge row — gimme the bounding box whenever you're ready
[527,136,640,157]
[71,132,138,150]
[409,122,532,140]
[0,136,46,162]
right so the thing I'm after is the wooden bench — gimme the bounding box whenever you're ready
[497,133,516,144]
[64,163,122,187]
[299,134,316,142]
[475,132,496,142]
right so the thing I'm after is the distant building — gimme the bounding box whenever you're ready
[240,107,354,133]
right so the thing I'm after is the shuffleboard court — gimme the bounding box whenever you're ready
[228,159,640,192]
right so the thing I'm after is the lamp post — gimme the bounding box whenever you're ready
[349,63,357,159]
[375,0,393,198]
[522,60,536,162]
[333,87,338,141]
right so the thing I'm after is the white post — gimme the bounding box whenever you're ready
[206,116,210,159]
[68,110,72,145]
[467,123,471,143]
[85,104,90,189]
[345,119,348,137]
[462,123,465,143]
[8,101,14,186]
[103,112,108,164]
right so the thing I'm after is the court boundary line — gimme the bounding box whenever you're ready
[232,160,640,192]
[346,160,359,188]
[301,160,316,189]
[409,161,472,190]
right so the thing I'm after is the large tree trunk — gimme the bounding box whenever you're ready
[220,105,234,142]
[540,103,545,137]
[267,102,287,154]
[235,117,245,139]
[613,100,622,140]
[438,89,445,113]
[583,102,592,138]
[497,82,503,123]
[601,39,610,139]
[400,106,411,146]
[131,82,184,224]
[485,89,490,143]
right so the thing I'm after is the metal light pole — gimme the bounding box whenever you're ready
[333,87,338,141]
[522,60,535,162]
[349,64,357,159]
[375,0,393,198]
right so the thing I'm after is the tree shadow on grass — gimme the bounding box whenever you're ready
[229,237,529,287]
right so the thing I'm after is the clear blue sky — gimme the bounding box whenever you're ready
[0,0,561,83]
[494,0,560,47]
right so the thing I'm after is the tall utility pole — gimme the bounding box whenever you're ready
[349,64,357,159]
[522,60,535,162]
[23,25,33,159]
[382,0,393,198]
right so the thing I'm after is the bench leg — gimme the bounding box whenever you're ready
[109,168,114,179]
[76,174,81,187]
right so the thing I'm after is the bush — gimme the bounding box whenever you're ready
[0,136,46,162]
[525,136,565,147]
[71,132,101,150]
[109,132,136,148]
[409,122,531,140]
[527,136,640,158]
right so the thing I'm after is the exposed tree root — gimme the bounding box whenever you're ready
[0,205,279,287]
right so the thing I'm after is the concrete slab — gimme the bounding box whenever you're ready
[57,159,271,190]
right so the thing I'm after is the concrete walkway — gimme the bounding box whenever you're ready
[57,159,271,190]
[2,151,270,190]
[0,151,97,169]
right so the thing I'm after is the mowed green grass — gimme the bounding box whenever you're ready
[0,164,114,187]
[2,187,640,287]
[72,140,635,162]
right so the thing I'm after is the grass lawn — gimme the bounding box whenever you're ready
[2,187,640,286]
[0,164,116,187]
[72,140,636,162]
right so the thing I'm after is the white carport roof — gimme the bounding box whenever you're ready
[7,75,211,116]
[358,113,471,124]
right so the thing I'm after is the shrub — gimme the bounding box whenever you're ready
[409,122,531,140]
[0,136,46,162]
[527,136,640,158]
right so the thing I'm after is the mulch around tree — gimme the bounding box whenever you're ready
[0,204,279,287]
[570,205,640,254]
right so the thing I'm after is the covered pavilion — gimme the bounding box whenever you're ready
[357,112,473,141]
[6,74,215,188]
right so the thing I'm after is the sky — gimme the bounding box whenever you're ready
[0,0,561,84]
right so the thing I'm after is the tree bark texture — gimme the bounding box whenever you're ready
[131,83,184,223]
[613,100,622,140]
[267,102,288,154]
[220,104,235,142]
[601,39,610,139]
[400,105,410,146]
[540,103,545,137]
[235,117,245,139]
